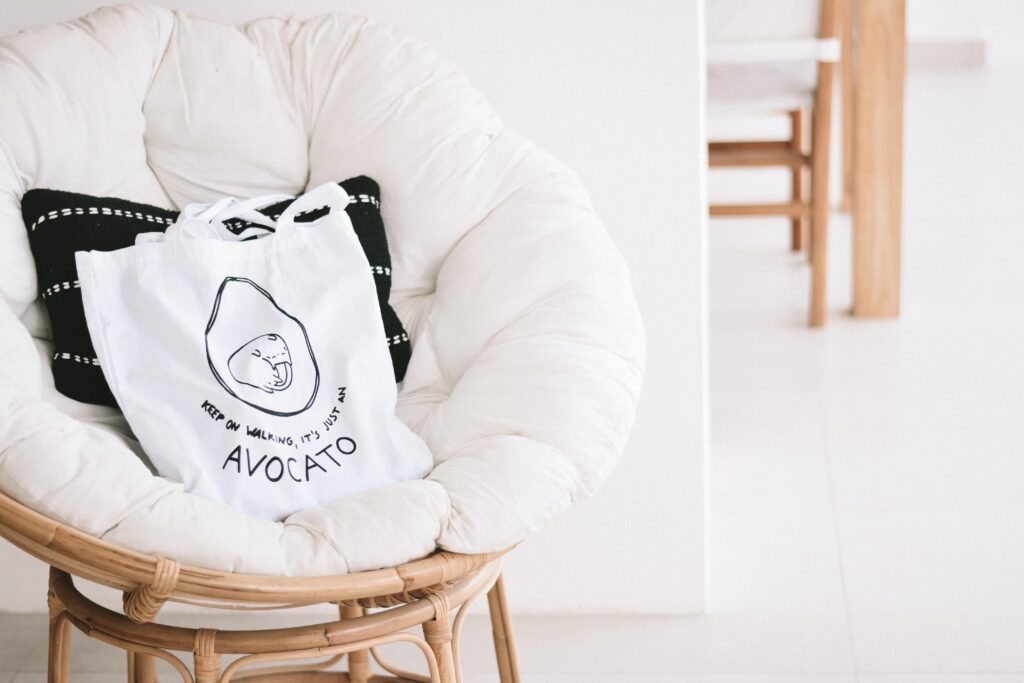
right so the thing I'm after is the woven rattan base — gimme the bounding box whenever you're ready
[47,562,519,683]
[0,491,520,682]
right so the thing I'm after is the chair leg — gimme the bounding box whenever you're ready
[127,651,158,683]
[340,604,373,683]
[47,590,72,683]
[789,109,807,252]
[809,63,836,327]
[193,630,220,683]
[423,595,457,683]
[841,0,856,213]
[486,574,521,683]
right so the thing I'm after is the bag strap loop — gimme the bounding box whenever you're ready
[275,182,352,236]
[158,193,294,244]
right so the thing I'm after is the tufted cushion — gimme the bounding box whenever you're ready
[0,4,644,575]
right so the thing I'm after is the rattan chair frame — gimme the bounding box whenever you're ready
[0,491,521,683]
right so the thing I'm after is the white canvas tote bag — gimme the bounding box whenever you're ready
[76,183,432,521]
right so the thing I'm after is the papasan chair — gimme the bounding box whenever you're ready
[0,5,645,683]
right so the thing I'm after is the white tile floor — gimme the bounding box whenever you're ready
[704,60,1024,681]
[2,63,1023,683]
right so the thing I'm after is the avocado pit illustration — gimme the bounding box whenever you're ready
[206,277,318,416]
[228,333,293,394]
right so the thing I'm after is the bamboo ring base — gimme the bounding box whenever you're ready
[232,675,416,683]
[46,561,519,683]
[0,491,520,683]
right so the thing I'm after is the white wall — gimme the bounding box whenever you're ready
[907,0,1024,68]
[908,0,990,41]
[0,0,708,615]
[975,0,1024,65]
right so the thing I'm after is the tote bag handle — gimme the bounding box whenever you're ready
[142,184,352,246]
[275,183,353,237]
[150,193,294,244]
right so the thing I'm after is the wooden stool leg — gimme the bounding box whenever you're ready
[47,589,71,683]
[127,652,158,683]
[789,109,807,252]
[841,0,856,213]
[486,574,521,683]
[193,630,220,683]
[810,63,836,327]
[340,605,372,683]
[423,595,456,683]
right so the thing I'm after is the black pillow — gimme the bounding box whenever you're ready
[22,176,410,408]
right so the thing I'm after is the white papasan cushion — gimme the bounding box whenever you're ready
[0,4,644,575]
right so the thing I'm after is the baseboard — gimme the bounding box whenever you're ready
[909,35,987,69]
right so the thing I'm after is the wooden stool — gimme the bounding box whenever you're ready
[707,0,842,327]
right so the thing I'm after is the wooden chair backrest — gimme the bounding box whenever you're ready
[706,0,839,43]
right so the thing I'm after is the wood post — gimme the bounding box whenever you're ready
[841,0,856,212]
[809,73,834,326]
[486,574,521,683]
[809,0,840,326]
[340,604,373,683]
[46,583,71,683]
[423,594,456,683]
[127,652,158,683]
[790,109,807,252]
[852,0,906,317]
